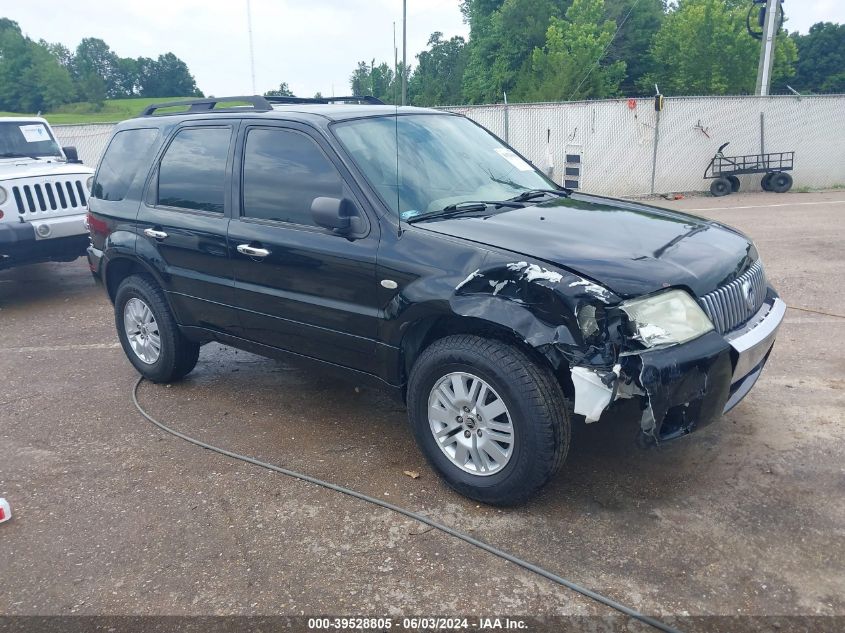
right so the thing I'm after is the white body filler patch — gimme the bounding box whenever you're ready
[506,261,563,284]
[569,279,612,303]
[455,269,482,291]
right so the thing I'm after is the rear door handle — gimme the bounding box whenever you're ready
[237,244,271,258]
[143,228,168,240]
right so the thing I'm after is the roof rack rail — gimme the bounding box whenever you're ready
[140,96,273,117]
[264,95,386,105]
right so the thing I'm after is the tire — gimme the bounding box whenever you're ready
[407,335,570,505]
[114,274,200,383]
[727,175,741,192]
[710,178,732,197]
[761,173,774,191]
[769,172,793,193]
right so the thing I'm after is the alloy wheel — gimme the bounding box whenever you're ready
[428,371,515,476]
[123,297,161,365]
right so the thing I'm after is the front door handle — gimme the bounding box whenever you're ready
[143,228,168,240]
[237,244,271,258]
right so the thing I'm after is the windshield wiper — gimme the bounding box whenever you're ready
[508,188,571,203]
[406,200,524,223]
[0,152,41,160]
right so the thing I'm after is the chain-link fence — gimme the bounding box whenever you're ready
[52,94,845,197]
[445,94,845,196]
[52,123,114,168]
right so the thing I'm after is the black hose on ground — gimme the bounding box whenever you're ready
[132,376,684,633]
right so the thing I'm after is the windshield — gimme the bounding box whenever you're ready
[0,121,63,158]
[333,114,555,220]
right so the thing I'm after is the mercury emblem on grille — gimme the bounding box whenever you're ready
[742,280,755,310]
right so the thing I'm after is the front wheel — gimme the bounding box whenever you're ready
[114,274,200,383]
[407,335,570,505]
[710,177,732,197]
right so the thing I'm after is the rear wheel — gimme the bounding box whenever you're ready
[710,177,732,197]
[407,335,569,505]
[727,175,741,192]
[115,274,200,383]
[761,173,774,191]
[769,172,793,193]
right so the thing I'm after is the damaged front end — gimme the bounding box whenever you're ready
[565,286,782,445]
[450,256,782,447]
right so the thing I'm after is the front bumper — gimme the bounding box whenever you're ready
[0,215,89,268]
[620,292,785,442]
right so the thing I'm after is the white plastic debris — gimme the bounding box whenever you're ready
[571,367,615,423]
[0,498,10,524]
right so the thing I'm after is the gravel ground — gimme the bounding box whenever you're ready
[1,191,843,632]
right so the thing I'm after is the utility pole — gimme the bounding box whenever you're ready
[246,0,257,94]
[401,0,407,106]
[755,0,779,96]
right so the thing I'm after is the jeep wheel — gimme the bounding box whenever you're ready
[115,274,200,383]
[407,335,569,505]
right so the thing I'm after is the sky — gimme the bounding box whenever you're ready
[2,0,843,99]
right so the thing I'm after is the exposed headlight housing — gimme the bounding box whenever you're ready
[86,176,94,191]
[0,186,7,206]
[621,289,714,348]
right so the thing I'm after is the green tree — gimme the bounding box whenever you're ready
[72,37,121,98]
[462,0,567,103]
[349,60,407,103]
[642,0,797,95]
[604,0,665,94]
[265,82,295,97]
[78,72,107,108]
[520,0,626,101]
[789,22,845,93]
[0,19,77,111]
[410,32,468,106]
[137,53,202,97]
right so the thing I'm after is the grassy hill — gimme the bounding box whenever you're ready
[0,97,194,125]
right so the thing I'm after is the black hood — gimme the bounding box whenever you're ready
[415,193,757,298]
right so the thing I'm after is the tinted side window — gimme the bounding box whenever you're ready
[158,127,231,213]
[242,128,343,226]
[93,128,158,201]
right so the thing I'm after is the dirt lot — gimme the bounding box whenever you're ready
[1,191,843,632]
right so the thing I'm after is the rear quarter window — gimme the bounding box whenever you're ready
[93,128,159,202]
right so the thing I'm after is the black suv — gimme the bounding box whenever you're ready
[88,95,784,505]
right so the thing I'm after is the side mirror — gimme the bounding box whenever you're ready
[63,146,83,164]
[311,197,363,235]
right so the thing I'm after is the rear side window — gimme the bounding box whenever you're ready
[158,127,231,213]
[93,128,158,201]
[241,128,343,226]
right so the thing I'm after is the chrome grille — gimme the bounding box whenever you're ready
[12,180,87,214]
[699,261,768,334]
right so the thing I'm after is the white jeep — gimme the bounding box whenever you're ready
[0,117,94,270]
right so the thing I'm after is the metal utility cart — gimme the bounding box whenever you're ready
[704,142,795,196]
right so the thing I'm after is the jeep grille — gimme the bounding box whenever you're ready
[11,181,88,214]
[698,261,768,335]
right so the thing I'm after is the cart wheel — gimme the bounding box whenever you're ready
[761,173,774,191]
[770,172,793,193]
[710,178,732,197]
[727,176,741,192]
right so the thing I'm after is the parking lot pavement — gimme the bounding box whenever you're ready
[1,191,843,629]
